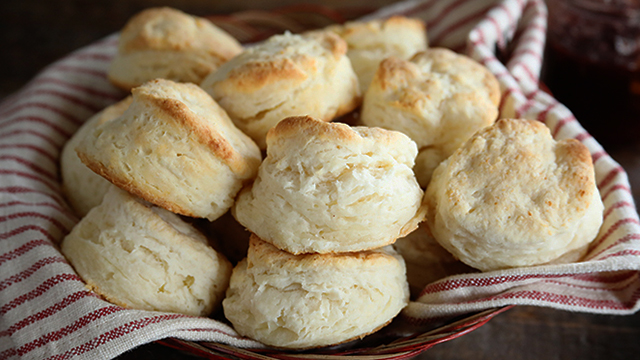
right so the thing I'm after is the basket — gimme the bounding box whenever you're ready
[1,1,639,359]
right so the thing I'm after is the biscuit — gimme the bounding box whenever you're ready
[200,32,360,149]
[61,97,132,217]
[393,222,473,295]
[108,7,243,90]
[232,116,426,254]
[320,16,428,92]
[223,235,409,349]
[360,48,500,187]
[76,79,262,221]
[424,119,604,271]
[61,186,232,316]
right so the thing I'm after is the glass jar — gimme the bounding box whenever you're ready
[543,0,640,149]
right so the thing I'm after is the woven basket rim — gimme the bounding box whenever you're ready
[156,306,513,359]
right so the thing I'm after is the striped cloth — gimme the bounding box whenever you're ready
[0,0,638,359]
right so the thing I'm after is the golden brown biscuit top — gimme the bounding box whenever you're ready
[209,32,348,94]
[433,118,596,228]
[326,16,426,48]
[131,79,260,177]
[375,47,500,107]
[247,235,399,271]
[118,7,242,60]
[265,115,417,165]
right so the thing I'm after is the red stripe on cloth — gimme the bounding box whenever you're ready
[464,288,640,310]
[1,89,102,114]
[510,1,545,39]
[572,271,638,284]
[474,53,502,67]
[44,313,195,360]
[0,144,58,164]
[603,201,636,222]
[432,3,494,45]
[515,62,540,84]
[0,156,58,181]
[420,272,578,297]
[589,232,640,260]
[591,151,607,163]
[510,47,543,62]
[598,166,625,189]
[0,116,73,138]
[29,77,122,101]
[574,132,592,142]
[0,273,83,316]
[598,249,640,261]
[0,129,62,148]
[514,91,540,117]
[542,276,638,292]
[551,114,576,137]
[0,170,60,192]
[0,212,71,233]
[0,187,65,204]
[0,256,68,292]
[0,102,84,126]
[535,101,558,123]
[591,218,640,250]
[425,0,469,30]
[518,33,545,48]
[48,65,108,79]
[487,14,505,48]
[601,184,632,202]
[2,306,127,359]
[0,291,99,338]
[498,87,514,109]
[0,201,76,221]
[0,240,54,266]
[0,225,59,242]
[496,1,515,26]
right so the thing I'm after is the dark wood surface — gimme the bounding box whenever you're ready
[2,1,640,359]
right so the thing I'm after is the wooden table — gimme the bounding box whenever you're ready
[2,1,639,359]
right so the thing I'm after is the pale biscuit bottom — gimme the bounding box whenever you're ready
[223,236,410,349]
[61,187,232,317]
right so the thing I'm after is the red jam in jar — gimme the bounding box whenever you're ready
[542,0,640,149]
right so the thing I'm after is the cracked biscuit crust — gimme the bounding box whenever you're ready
[200,32,361,149]
[361,47,500,186]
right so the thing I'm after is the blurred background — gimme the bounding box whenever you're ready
[0,0,400,100]
[1,1,640,359]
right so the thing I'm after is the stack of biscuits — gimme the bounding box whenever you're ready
[59,6,606,351]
